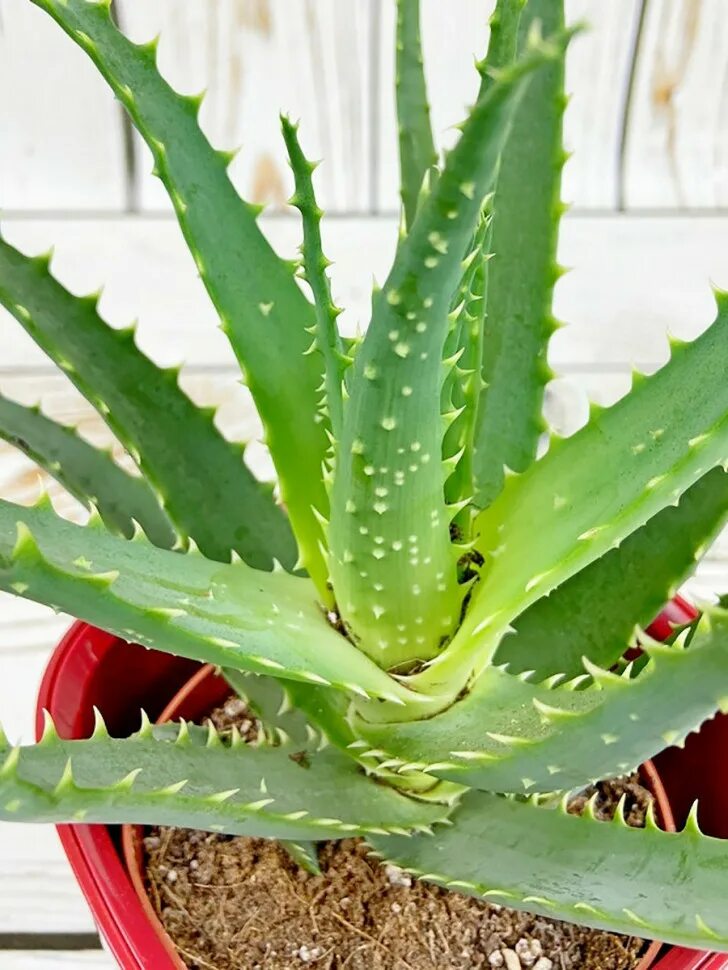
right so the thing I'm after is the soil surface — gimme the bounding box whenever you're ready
[144,696,654,970]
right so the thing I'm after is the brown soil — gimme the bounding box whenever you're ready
[143,698,654,970]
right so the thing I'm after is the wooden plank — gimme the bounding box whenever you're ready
[0,0,127,211]
[3,0,728,216]
[375,0,640,212]
[623,0,728,208]
[117,0,374,213]
[1,214,726,373]
[562,0,640,209]
[0,215,355,370]
[0,825,98,933]
[0,954,110,969]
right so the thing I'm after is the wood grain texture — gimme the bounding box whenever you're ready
[376,0,641,211]
[118,0,375,213]
[2,0,728,214]
[623,0,728,208]
[563,0,641,209]
[0,0,127,210]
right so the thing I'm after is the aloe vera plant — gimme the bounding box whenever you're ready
[2,0,728,954]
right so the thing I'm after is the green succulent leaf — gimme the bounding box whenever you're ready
[0,233,295,572]
[499,466,728,679]
[280,115,345,439]
[0,496,415,705]
[420,296,728,696]
[370,787,728,951]
[223,664,364,790]
[474,0,567,509]
[330,30,575,670]
[443,0,525,533]
[395,0,438,229]
[29,0,330,596]
[0,717,449,840]
[442,209,490,539]
[0,391,174,549]
[357,608,728,794]
[476,0,525,99]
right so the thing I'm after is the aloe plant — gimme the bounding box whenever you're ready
[1,0,728,953]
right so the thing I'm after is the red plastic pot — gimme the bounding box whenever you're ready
[35,625,200,969]
[34,603,728,970]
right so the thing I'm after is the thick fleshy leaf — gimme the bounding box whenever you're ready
[30,0,330,595]
[370,788,728,950]
[0,717,449,840]
[444,0,525,532]
[281,116,345,439]
[498,467,728,679]
[474,0,567,508]
[330,31,574,669]
[0,390,174,548]
[356,609,728,794]
[395,0,438,228]
[0,497,414,705]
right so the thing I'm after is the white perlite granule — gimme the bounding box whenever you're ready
[296,944,322,963]
[384,863,412,888]
[502,949,522,970]
[515,937,543,966]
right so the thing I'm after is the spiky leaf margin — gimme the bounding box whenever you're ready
[0,390,174,548]
[0,496,415,705]
[370,788,728,950]
[415,296,728,700]
[499,466,728,679]
[0,233,294,571]
[356,608,728,794]
[0,716,450,840]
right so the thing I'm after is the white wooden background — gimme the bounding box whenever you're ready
[1,0,727,965]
